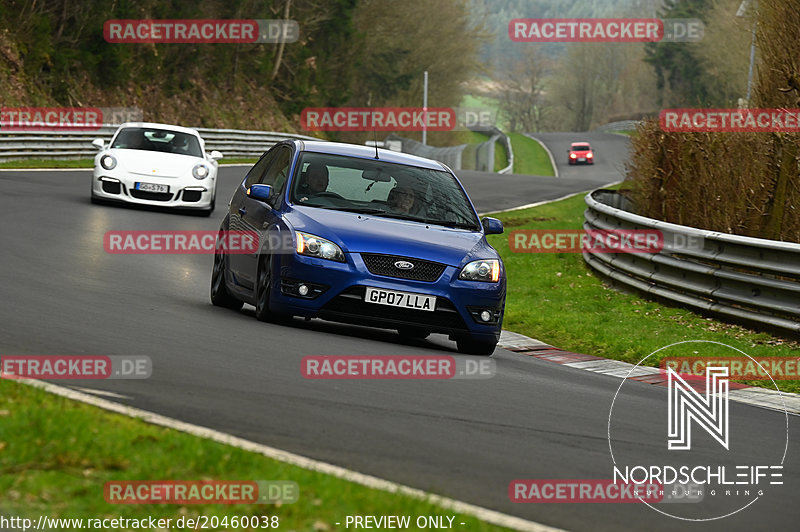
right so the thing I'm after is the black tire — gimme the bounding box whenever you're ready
[254,256,273,322]
[456,337,497,356]
[210,238,243,310]
[397,326,431,340]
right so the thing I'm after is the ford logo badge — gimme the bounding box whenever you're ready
[394,260,414,270]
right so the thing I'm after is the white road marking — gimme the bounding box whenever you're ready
[69,386,133,400]
[17,378,564,532]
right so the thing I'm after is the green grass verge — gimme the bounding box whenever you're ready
[507,134,555,177]
[0,379,512,531]
[493,138,507,173]
[0,158,95,169]
[485,185,800,394]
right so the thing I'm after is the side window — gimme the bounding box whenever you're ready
[244,149,278,188]
[260,147,292,192]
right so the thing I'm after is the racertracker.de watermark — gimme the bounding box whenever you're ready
[509,479,704,503]
[1,355,151,379]
[509,18,703,43]
[662,356,800,380]
[300,107,496,131]
[510,229,706,253]
[0,106,142,131]
[104,19,299,44]
[661,108,800,132]
[1,107,100,130]
[104,230,262,254]
[301,355,494,380]
[104,480,298,504]
[510,229,663,253]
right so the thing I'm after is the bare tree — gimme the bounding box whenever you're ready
[495,47,548,133]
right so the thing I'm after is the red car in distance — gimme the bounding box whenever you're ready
[567,142,594,165]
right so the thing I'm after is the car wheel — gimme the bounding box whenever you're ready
[456,337,497,356]
[254,256,274,322]
[210,237,243,310]
[397,326,431,339]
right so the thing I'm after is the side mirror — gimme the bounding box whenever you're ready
[481,217,504,235]
[247,184,273,203]
[210,150,223,161]
[92,139,105,150]
[566,149,570,153]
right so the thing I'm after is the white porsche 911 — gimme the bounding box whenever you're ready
[91,122,223,215]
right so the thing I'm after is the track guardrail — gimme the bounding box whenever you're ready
[385,134,467,170]
[0,126,319,162]
[583,189,800,334]
[592,120,641,133]
[469,126,513,174]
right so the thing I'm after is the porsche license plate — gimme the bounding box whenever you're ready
[136,182,169,193]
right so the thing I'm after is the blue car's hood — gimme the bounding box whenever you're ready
[286,206,494,267]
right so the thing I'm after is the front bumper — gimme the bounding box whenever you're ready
[269,252,505,342]
[92,172,215,209]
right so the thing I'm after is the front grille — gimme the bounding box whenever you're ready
[361,253,446,282]
[130,189,173,202]
[319,286,467,332]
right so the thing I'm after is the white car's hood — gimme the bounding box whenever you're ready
[111,149,204,178]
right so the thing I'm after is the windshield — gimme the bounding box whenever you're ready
[290,152,480,230]
[572,145,590,151]
[111,127,203,157]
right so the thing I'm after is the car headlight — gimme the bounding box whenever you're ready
[192,164,209,180]
[100,154,117,170]
[295,232,345,262]
[459,259,501,282]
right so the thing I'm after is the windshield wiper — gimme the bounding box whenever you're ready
[424,220,480,230]
[308,206,478,229]
[313,206,388,215]
[369,212,428,222]
[370,211,479,230]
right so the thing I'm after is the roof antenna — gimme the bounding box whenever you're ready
[372,128,380,159]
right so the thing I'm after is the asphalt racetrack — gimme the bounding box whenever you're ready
[1,133,796,531]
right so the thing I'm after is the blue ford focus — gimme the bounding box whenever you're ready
[210,140,505,355]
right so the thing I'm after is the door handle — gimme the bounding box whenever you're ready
[238,207,246,216]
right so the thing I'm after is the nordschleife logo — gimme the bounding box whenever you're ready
[607,340,788,521]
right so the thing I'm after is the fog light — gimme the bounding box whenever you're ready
[480,310,492,322]
[298,284,309,296]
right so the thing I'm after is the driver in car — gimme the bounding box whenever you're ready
[298,163,329,202]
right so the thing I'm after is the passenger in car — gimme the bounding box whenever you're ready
[388,185,420,216]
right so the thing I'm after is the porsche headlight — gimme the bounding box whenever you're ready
[459,259,501,282]
[295,232,345,262]
[100,154,117,170]
[192,163,209,180]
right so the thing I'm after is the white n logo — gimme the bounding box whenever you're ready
[667,366,729,450]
